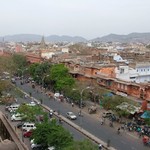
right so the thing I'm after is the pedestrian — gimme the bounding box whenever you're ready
[100,118,104,125]
[139,131,142,138]
[117,127,121,134]
[71,102,74,107]
[78,110,81,116]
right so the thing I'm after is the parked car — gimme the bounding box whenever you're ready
[11,113,23,121]
[22,122,36,131]
[8,104,20,112]
[23,130,33,138]
[30,139,55,150]
[66,112,77,120]
[102,112,112,118]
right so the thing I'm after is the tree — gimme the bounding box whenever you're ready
[50,64,75,92]
[0,80,10,96]
[29,63,40,77]
[64,139,98,150]
[12,54,28,69]
[29,62,51,84]
[32,120,73,150]
[0,56,16,74]
[17,104,44,122]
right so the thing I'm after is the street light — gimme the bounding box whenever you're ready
[18,68,28,83]
[42,75,49,91]
[73,86,91,128]
[41,75,49,104]
[90,89,97,106]
[80,86,91,111]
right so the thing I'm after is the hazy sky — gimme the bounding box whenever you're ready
[1,0,150,39]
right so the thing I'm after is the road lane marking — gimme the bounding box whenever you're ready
[127,133,138,139]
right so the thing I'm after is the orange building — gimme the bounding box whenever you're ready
[25,53,42,63]
[64,61,150,102]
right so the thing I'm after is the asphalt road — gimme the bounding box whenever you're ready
[15,81,149,150]
[1,91,87,150]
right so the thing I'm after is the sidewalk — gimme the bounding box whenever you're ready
[74,101,142,140]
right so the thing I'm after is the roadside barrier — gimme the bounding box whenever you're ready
[0,111,28,150]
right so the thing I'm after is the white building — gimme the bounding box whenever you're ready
[41,51,55,59]
[62,47,69,53]
[115,63,150,83]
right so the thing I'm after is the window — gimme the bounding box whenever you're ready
[120,68,124,74]
[141,69,143,72]
[137,69,138,72]
[130,77,136,79]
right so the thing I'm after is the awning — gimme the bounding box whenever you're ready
[141,111,150,119]
[116,102,141,115]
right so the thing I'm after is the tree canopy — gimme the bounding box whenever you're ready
[17,104,44,122]
[49,64,75,92]
[32,120,73,150]
[64,139,98,150]
[12,54,28,69]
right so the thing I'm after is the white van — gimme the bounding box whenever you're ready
[8,104,20,112]
[22,122,36,131]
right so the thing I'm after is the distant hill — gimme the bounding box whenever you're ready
[91,32,150,43]
[0,34,87,43]
[1,32,150,43]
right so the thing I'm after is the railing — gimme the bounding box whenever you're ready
[0,111,28,150]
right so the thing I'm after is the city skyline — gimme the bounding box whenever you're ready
[1,0,150,39]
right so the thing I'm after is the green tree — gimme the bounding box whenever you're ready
[17,104,44,122]
[12,54,28,69]
[29,63,40,77]
[32,120,73,150]
[0,80,10,96]
[0,56,16,74]
[64,139,98,150]
[50,64,75,92]
[29,62,51,84]
[63,88,80,102]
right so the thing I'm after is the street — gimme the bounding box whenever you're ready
[15,81,149,150]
